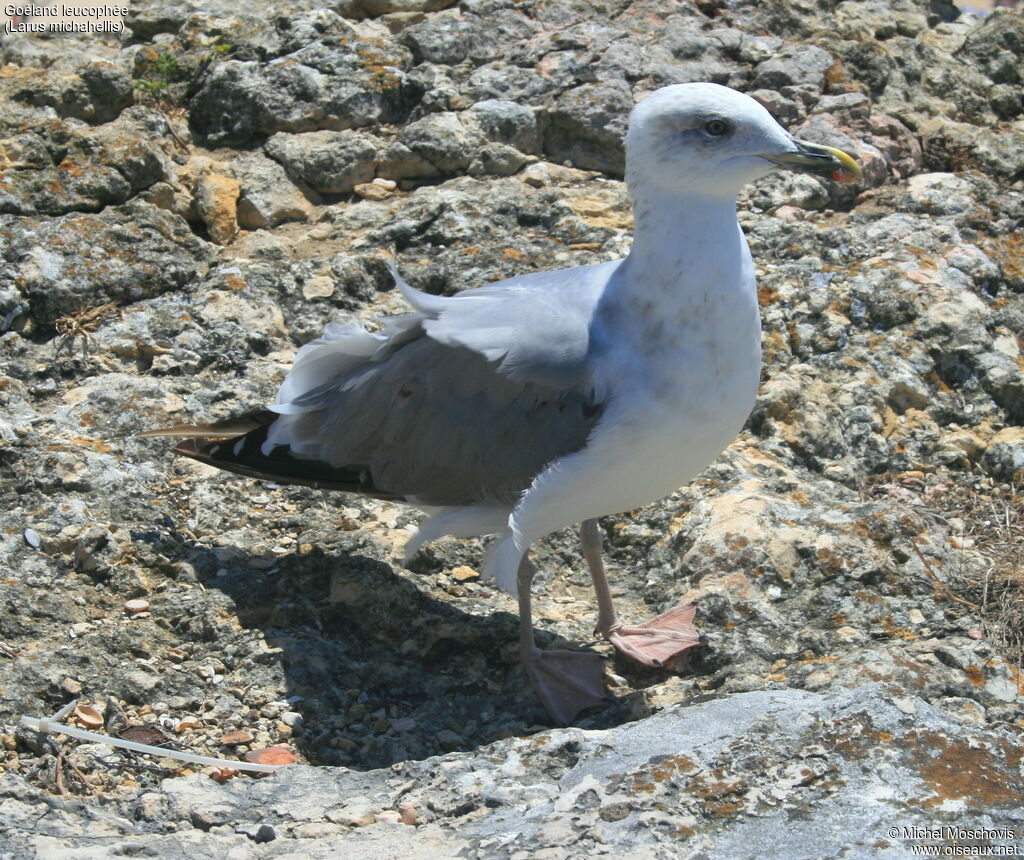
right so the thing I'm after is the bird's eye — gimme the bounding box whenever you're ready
[703,119,731,137]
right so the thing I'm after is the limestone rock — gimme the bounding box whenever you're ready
[265,130,383,194]
[194,174,241,245]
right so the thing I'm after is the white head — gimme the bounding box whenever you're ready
[625,83,860,200]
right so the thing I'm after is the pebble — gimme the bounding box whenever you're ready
[220,730,255,746]
[773,205,805,222]
[243,746,300,766]
[451,565,479,582]
[61,677,83,696]
[281,711,303,728]
[374,810,402,824]
[354,183,393,201]
[399,802,417,825]
[124,599,150,615]
[254,824,277,843]
[23,528,41,549]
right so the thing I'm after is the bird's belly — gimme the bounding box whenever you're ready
[600,417,749,514]
[582,356,760,515]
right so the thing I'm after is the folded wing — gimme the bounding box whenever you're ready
[143,261,618,507]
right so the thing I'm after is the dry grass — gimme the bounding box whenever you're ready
[936,478,1024,668]
[53,301,120,359]
[863,471,1024,669]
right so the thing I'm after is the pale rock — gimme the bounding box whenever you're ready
[194,174,241,245]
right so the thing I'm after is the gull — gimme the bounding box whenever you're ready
[142,83,860,725]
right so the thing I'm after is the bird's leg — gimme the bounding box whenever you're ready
[581,519,704,669]
[517,554,607,726]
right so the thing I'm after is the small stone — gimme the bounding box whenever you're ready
[302,275,335,300]
[327,800,375,827]
[23,528,41,549]
[254,824,276,843]
[520,163,550,187]
[399,802,417,825]
[907,609,926,625]
[375,810,402,824]
[281,711,303,728]
[372,178,397,190]
[61,677,83,696]
[773,205,805,222]
[967,629,984,640]
[124,599,150,615]
[354,183,393,200]
[220,730,254,746]
[244,746,299,766]
[292,823,340,838]
[451,565,479,582]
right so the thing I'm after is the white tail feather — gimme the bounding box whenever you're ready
[482,532,526,596]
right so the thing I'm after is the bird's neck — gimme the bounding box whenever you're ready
[590,187,762,405]
[592,187,759,373]
[625,189,743,282]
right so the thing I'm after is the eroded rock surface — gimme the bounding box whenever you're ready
[1,0,1022,856]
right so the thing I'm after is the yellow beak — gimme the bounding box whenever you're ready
[762,139,863,184]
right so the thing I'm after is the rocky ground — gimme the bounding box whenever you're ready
[1,0,1023,856]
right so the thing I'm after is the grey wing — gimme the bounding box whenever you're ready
[274,334,603,506]
[392,258,621,389]
[261,260,617,505]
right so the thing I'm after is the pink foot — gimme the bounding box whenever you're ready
[603,604,703,669]
[525,648,609,726]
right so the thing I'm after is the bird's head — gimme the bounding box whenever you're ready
[625,82,861,200]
